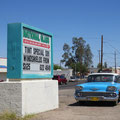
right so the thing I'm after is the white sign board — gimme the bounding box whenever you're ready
[22,28,51,75]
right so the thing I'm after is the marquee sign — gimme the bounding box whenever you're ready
[7,23,53,79]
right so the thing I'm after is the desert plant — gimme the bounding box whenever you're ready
[0,112,34,120]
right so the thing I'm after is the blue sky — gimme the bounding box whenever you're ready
[0,0,120,67]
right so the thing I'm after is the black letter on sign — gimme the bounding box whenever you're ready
[23,63,31,70]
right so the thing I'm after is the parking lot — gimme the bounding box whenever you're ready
[30,81,120,120]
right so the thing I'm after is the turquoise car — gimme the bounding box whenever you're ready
[74,73,120,105]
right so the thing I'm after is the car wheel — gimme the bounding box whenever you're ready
[59,82,62,85]
[118,92,120,102]
[78,101,85,105]
[60,82,63,85]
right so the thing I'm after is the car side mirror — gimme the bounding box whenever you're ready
[114,80,117,83]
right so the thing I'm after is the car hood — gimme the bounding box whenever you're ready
[76,82,116,92]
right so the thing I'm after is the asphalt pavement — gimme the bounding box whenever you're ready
[59,80,87,90]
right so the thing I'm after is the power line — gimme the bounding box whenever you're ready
[103,53,114,55]
[83,37,100,40]
[104,41,120,54]
[102,40,120,69]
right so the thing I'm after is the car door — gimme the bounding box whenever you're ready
[115,75,120,90]
[60,75,65,83]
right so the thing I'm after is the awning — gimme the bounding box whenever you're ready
[0,65,7,68]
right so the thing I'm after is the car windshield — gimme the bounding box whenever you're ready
[70,77,75,79]
[60,76,65,79]
[87,75,114,82]
[53,76,58,79]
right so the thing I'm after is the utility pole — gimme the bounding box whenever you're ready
[98,50,101,64]
[75,64,76,77]
[114,51,117,73]
[101,35,103,71]
[60,60,61,68]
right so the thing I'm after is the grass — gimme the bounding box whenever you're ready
[0,112,34,120]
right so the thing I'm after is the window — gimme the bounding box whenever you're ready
[53,76,58,79]
[115,76,120,83]
[70,76,75,79]
[87,75,113,82]
[60,76,65,79]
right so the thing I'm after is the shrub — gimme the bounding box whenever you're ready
[0,112,34,120]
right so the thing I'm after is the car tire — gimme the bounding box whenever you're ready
[60,82,63,85]
[118,92,120,102]
[78,101,85,105]
[65,82,67,85]
[59,82,62,85]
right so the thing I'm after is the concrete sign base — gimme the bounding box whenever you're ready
[0,80,58,116]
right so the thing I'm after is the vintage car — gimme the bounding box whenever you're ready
[74,73,120,105]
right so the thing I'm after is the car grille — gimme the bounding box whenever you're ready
[76,92,115,97]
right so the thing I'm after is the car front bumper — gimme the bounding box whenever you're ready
[74,92,119,102]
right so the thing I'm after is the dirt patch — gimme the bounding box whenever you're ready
[30,89,120,120]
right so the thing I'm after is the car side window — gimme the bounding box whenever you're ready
[60,76,64,79]
[53,76,58,79]
[115,76,120,83]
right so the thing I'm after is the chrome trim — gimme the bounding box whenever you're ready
[75,96,118,101]
[74,92,119,102]
[75,91,116,93]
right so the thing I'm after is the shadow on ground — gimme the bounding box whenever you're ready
[69,101,117,107]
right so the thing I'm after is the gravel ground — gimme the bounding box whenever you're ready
[30,88,120,120]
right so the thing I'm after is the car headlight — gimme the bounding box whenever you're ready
[106,86,117,91]
[75,86,83,91]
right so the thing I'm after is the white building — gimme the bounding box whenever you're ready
[0,57,7,81]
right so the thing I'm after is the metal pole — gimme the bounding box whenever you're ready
[75,64,76,77]
[98,50,100,64]
[101,35,103,71]
[115,51,117,73]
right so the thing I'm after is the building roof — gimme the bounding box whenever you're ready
[89,73,118,76]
